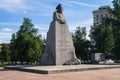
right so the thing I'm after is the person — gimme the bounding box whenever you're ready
[53,4,66,24]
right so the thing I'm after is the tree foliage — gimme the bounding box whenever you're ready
[110,0,120,20]
[109,0,120,59]
[11,18,44,64]
[0,44,11,63]
[93,18,114,57]
[73,27,90,60]
[93,0,120,59]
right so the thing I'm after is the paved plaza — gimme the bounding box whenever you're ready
[0,67,120,80]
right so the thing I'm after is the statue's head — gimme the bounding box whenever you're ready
[56,4,63,13]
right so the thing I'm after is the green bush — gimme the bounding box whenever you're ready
[0,64,6,67]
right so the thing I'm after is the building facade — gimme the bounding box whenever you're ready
[89,6,111,41]
[93,5,111,25]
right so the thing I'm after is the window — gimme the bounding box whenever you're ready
[96,15,99,18]
[101,14,103,17]
[106,14,108,17]
[96,22,99,24]
[96,18,99,21]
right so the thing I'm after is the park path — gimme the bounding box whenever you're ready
[0,68,120,80]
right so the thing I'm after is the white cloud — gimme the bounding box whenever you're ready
[69,18,93,31]
[0,0,55,15]
[0,40,2,44]
[34,24,49,39]
[66,1,99,8]
[80,18,93,27]
[1,28,13,32]
[35,24,49,30]
[0,22,20,26]
[0,0,28,12]
[23,10,27,14]
[110,0,114,1]
[0,32,12,38]
[64,9,82,17]
[0,0,98,16]
[40,32,47,39]
[0,32,12,43]
[68,18,93,40]
[53,0,72,7]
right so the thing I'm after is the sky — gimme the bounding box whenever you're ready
[0,0,113,43]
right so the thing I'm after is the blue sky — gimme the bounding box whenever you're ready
[0,0,113,43]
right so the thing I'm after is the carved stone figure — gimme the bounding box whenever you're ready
[40,4,80,65]
[53,4,66,24]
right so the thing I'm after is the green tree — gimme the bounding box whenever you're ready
[73,27,90,60]
[93,0,120,59]
[109,0,120,59]
[109,0,120,20]
[104,23,114,57]
[93,18,114,58]
[0,44,11,63]
[11,18,44,64]
[92,24,103,52]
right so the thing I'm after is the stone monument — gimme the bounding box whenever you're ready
[91,53,105,64]
[40,4,80,65]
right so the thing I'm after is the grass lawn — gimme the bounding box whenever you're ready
[0,64,6,67]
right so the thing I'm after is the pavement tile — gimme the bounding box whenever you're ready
[0,68,120,80]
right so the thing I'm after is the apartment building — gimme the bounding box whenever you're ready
[93,5,111,25]
[89,6,111,41]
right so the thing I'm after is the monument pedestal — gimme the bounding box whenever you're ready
[40,4,80,65]
[40,21,80,65]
